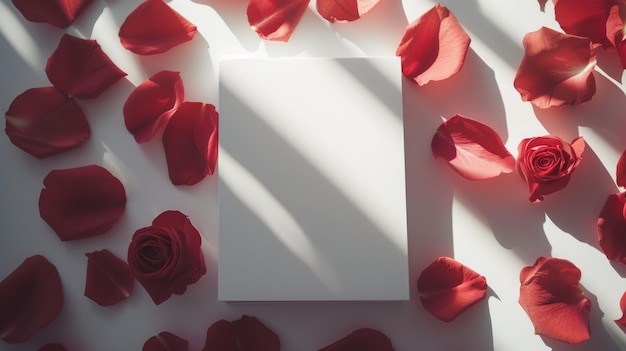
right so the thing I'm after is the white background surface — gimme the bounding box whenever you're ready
[1,0,626,350]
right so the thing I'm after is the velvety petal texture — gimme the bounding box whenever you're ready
[39,165,127,241]
[417,256,488,322]
[316,0,381,23]
[513,27,596,108]
[46,34,127,99]
[395,4,471,86]
[616,291,626,328]
[85,250,134,306]
[202,315,280,351]
[554,0,612,47]
[317,328,394,351]
[431,114,515,180]
[143,331,188,351]
[618,149,626,188]
[519,257,591,344]
[124,71,184,143]
[247,0,310,41]
[119,0,198,55]
[12,0,93,28]
[38,343,68,351]
[5,87,90,158]
[597,192,626,264]
[0,255,63,344]
[163,102,218,186]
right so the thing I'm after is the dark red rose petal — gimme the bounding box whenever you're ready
[119,0,197,55]
[317,328,394,351]
[5,87,90,159]
[46,34,126,99]
[617,149,626,188]
[417,256,487,322]
[597,192,626,264]
[431,114,515,180]
[554,0,612,47]
[538,0,548,12]
[0,255,63,344]
[395,4,471,86]
[607,5,626,70]
[85,250,134,306]
[519,257,591,344]
[316,0,381,23]
[38,343,68,351]
[123,71,184,143]
[513,27,596,108]
[12,0,94,28]
[163,102,218,186]
[247,0,310,42]
[616,291,626,328]
[202,320,238,351]
[39,165,127,241]
[143,331,188,351]
[202,315,280,351]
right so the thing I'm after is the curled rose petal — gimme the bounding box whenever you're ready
[554,0,612,47]
[123,71,184,143]
[0,255,63,344]
[143,332,188,351]
[538,0,548,12]
[616,291,626,328]
[119,0,197,55]
[317,328,394,351]
[617,149,626,188]
[606,5,626,69]
[247,0,310,41]
[513,27,596,108]
[85,250,134,306]
[5,87,90,159]
[395,4,471,86]
[431,114,515,180]
[46,34,126,99]
[38,343,68,351]
[202,315,280,351]
[519,257,591,344]
[417,256,487,322]
[597,192,626,264]
[39,165,127,241]
[316,0,381,23]
[163,102,218,186]
[12,0,94,28]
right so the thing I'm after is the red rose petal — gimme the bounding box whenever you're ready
[597,192,626,264]
[143,332,188,351]
[317,328,394,351]
[39,165,127,241]
[247,0,310,42]
[202,320,238,351]
[46,34,127,99]
[431,114,515,180]
[38,343,68,351]
[5,87,90,159]
[395,4,471,86]
[616,291,626,328]
[554,0,612,47]
[85,250,134,306]
[119,0,198,55]
[617,149,626,188]
[538,0,548,12]
[513,27,596,108]
[519,257,591,344]
[12,0,94,28]
[606,5,626,69]
[123,71,184,143]
[417,256,487,322]
[0,255,63,344]
[163,102,218,186]
[316,0,381,23]
[202,315,280,351]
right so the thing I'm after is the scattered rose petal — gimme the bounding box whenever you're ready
[202,315,280,351]
[538,0,548,12]
[143,331,188,351]
[597,192,626,264]
[606,5,626,69]
[163,102,218,186]
[516,136,585,203]
[317,328,394,351]
[38,343,68,351]
[0,255,63,344]
[431,114,515,180]
[5,87,90,159]
[39,165,127,241]
[316,0,381,23]
[417,256,487,322]
[554,0,612,47]
[247,0,310,41]
[12,0,94,28]
[46,34,126,99]
[85,250,134,306]
[616,291,626,328]
[119,0,197,55]
[519,257,591,344]
[123,71,184,143]
[513,27,596,108]
[128,211,206,305]
[618,149,626,188]
[395,4,471,86]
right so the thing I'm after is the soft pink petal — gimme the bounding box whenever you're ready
[247,0,310,41]
[316,0,381,23]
